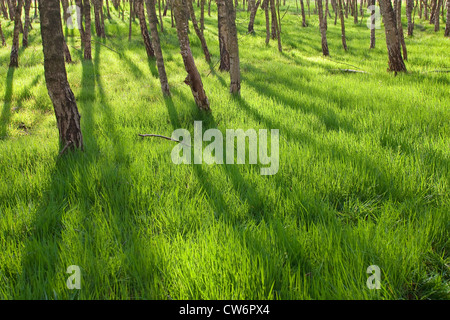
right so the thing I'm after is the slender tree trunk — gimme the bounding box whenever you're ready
[83,0,92,60]
[424,0,428,20]
[146,0,171,95]
[300,0,307,26]
[370,0,375,48]
[217,0,230,71]
[129,0,133,40]
[9,0,23,68]
[23,0,32,48]
[94,0,103,36]
[6,0,14,21]
[248,0,261,32]
[406,0,414,35]
[445,0,450,36]
[225,0,240,94]
[0,20,5,46]
[262,0,270,44]
[338,0,347,50]
[379,0,407,72]
[137,0,155,58]
[395,0,407,60]
[106,0,111,18]
[39,0,84,151]
[63,39,73,63]
[434,0,441,31]
[187,0,211,62]
[354,0,358,23]
[200,0,205,32]
[0,0,8,20]
[317,0,329,55]
[173,0,210,110]
[270,0,276,39]
[429,0,436,23]
[75,0,86,46]
[100,0,106,37]
[270,0,282,51]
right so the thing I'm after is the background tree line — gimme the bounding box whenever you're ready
[1,0,449,154]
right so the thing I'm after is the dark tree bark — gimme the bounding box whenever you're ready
[61,0,70,24]
[9,0,23,68]
[23,0,32,47]
[270,0,282,51]
[379,0,407,72]
[300,0,307,26]
[93,0,106,37]
[83,0,92,60]
[353,0,358,23]
[173,0,210,110]
[63,39,73,63]
[6,0,14,20]
[187,0,211,62]
[224,0,240,94]
[39,0,84,151]
[146,0,171,95]
[137,0,155,58]
[262,0,270,44]
[1,0,8,20]
[217,0,230,71]
[317,0,329,56]
[248,0,261,32]
[338,0,347,50]
[429,0,436,23]
[0,20,5,46]
[445,0,450,36]
[200,0,205,32]
[434,0,442,31]
[129,0,133,40]
[158,0,164,32]
[406,0,414,36]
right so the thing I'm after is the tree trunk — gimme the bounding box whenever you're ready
[39,0,84,151]
[83,0,92,60]
[424,0,428,20]
[75,0,86,46]
[6,0,14,21]
[217,0,230,71]
[94,0,102,36]
[317,0,329,55]
[395,0,407,60]
[445,0,450,36]
[225,0,241,94]
[1,0,8,20]
[9,0,23,68]
[23,0,32,48]
[0,20,5,46]
[300,0,307,26]
[379,0,407,72]
[434,0,441,31]
[429,0,436,23]
[369,0,375,48]
[200,0,205,32]
[262,0,270,44]
[146,0,171,95]
[129,0,133,40]
[338,0,347,50]
[64,39,73,63]
[187,0,211,62]
[248,0,261,32]
[406,0,414,35]
[173,0,210,110]
[137,0,155,58]
[270,0,282,51]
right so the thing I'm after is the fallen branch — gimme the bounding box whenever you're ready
[329,69,369,74]
[138,134,191,147]
[421,70,450,73]
[325,57,363,70]
[91,39,122,56]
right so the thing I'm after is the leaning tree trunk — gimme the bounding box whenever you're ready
[187,0,211,62]
[445,0,450,36]
[395,0,407,60]
[248,0,261,32]
[217,0,230,71]
[338,0,347,50]
[224,0,241,94]
[406,0,414,35]
[83,0,92,60]
[173,0,210,110]
[137,0,155,58]
[9,0,23,68]
[379,0,407,72]
[300,0,307,26]
[23,0,32,48]
[146,0,171,95]
[317,0,329,55]
[39,0,84,151]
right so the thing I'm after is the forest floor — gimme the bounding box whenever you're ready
[0,4,449,299]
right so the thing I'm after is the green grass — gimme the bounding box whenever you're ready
[0,3,449,299]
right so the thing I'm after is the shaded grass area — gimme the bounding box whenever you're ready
[0,3,449,299]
